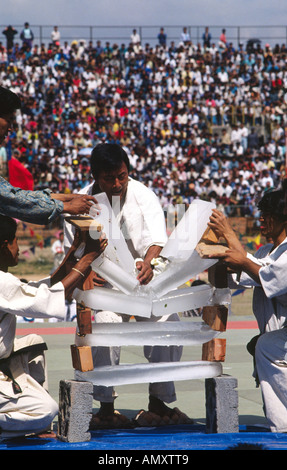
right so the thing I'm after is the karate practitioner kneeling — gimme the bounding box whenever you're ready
[208,187,287,433]
[0,215,107,438]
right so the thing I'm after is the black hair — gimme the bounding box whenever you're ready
[0,215,17,244]
[0,86,21,115]
[90,143,130,180]
[258,188,287,221]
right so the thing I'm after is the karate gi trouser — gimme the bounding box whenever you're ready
[0,334,58,438]
[255,329,287,432]
[92,311,183,404]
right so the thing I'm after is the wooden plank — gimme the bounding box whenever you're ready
[65,216,102,232]
[196,242,228,258]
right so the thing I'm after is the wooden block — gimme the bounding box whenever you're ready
[70,345,94,372]
[200,227,219,244]
[196,242,229,258]
[202,338,226,362]
[202,305,228,332]
[76,302,92,335]
[208,263,228,288]
[65,215,102,232]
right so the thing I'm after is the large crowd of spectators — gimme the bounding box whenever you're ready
[1,23,287,221]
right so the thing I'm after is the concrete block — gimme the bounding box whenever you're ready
[57,379,93,442]
[205,374,239,433]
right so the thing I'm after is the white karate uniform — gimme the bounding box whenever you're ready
[0,273,65,437]
[64,178,183,404]
[233,238,287,432]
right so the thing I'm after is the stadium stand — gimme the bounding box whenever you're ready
[0,26,287,223]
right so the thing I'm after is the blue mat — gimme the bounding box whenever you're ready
[1,424,287,451]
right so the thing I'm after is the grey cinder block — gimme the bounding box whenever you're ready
[57,379,93,442]
[205,374,239,433]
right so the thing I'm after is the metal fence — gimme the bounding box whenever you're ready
[1,24,287,48]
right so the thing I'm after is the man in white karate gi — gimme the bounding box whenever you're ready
[0,215,106,438]
[64,143,192,427]
[208,186,287,433]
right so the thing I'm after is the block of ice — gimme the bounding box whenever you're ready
[91,257,139,295]
[90,192,135,274]
[73,283,213,318]
[74,286,152,318]
[74,360,223,386]
[161,199,216,262]
[84,198,219,299]
[75,320,221,347]
[148,250,216,298]
[208,288,231,306]
[151,284,213,316]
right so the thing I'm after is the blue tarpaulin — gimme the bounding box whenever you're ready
[1,424,287,451]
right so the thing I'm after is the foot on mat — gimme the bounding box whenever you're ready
[133,408,194,427]
[34,430,57,439]
[89,410,134,430]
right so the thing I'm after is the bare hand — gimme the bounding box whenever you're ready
[62,195,99,215]
[208,209,246,255]
[136,260,154,285]
[208,209,231,239]
[92,271,108,287]
[210,248,247,270]
[70,228,82,251]
[84,232,107,256]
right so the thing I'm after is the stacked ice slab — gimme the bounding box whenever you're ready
[73,197,226,386]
